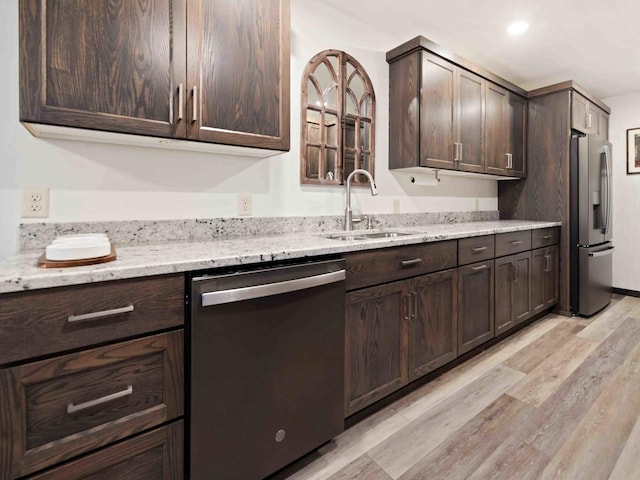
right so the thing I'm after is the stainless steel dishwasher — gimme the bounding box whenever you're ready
[189,259,346,480]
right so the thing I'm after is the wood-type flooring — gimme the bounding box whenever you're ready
[270,294,640,480]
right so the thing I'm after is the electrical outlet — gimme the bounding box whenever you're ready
[393,199,400,214]
[238,193,252,216]
[475,198,480,211]
[21,187,49,218]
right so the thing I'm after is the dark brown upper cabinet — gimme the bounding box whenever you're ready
[572,91,609,139]
[387,36,526,179]
[300,50,375,185]
[19,0,290,152]
[486,84,527,177]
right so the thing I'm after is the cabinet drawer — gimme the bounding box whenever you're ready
[345,240,457,290]
[458,235,495,266]
[0,331,183,479]
[0,274,184,365]
[532,227,559,249]
[27,421,183,480]
[495,231,531,257]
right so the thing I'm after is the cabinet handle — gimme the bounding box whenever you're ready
[472,264,488,271]
[192,85,198,123]
[472,246,488,253]
[404,293,411,321]
[459,143,463,162]
[587,113,593,129]
[505,153,510,169]
[401,258,423,267]
[543,235,552,240]
[509,153,513,169]
[544,254,552,272]
[177,83,184,121]
[453,143,459,162]
[510,240,523,246]
[67,305,134,323]
[67,385,133,414]
[411,292,418,319]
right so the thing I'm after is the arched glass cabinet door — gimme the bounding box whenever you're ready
[300,50,376,185]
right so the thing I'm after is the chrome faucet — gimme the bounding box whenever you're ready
[344,169,378,231]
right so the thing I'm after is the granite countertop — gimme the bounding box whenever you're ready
[0,220,560,294]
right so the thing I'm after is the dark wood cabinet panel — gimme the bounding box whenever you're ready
[187,0,290,149]
[458,235,495,266]
[389,52,420,170]
[0,332,183,479]
[457,70,485,173]
[19,0,187,138]
[409,269,457,380]
[0,274,184,365]
[420,52,457,169]
[26,421,183,480]
[20,0,290,151]
[571,92,600,135]
[345,281,408,415]
[457,260,494,355]
[345,240,457,291]
[507,93,527,177]
[495,230,532,257]
[485,83,508,176]
[532,246,559,316]
[495,253,531,336]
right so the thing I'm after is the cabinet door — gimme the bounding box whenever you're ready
[457,70,485,173]
[19,0,187,138]
[513,252,532,324]
[572,93,599,135]
[420,52,457,169]
[544,245,559,308]
[495,255,516,335]
[531,248,547,315]
[27,422,183,480]
[507,93,527,177]
[485,83,509,175]
[187,0,290,150]
[345,281,409,415]
[599,111,609,140]
[409,269,457,380]
[458,260,495,355]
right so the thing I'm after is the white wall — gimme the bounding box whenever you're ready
[603,92,640,292]
[0,1,497,260]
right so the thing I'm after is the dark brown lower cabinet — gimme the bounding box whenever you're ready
[495,252,532,336]
[345,269,458,415]
[27,421,183,480]
[345,280,408,416]
[409,269,458,380]
[458,260,495,355]
[532,246,559,315]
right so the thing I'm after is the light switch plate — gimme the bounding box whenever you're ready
[21,187,49,218]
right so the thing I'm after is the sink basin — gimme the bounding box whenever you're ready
[322,231,413,241]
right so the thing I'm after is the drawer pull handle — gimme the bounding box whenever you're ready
[510,240,524,245]
[471,264,488,271]
[472,246,488,252]
[401,258,423,267]
[543,235,552,239]
[67,305,134,323]
[67,385,133,414]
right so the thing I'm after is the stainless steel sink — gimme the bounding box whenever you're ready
[322,231,413,241]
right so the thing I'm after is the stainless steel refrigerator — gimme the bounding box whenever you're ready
[570,133,614,316]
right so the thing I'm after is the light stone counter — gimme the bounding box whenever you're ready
[0,220,560,294]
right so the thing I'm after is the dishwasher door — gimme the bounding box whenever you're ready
[190,260,346,480]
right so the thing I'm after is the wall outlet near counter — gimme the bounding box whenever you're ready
[238,193,252,216]
[393,199,400,214]
[21,187,49,218]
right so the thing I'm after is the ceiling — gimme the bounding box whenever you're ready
[317,0,640,99]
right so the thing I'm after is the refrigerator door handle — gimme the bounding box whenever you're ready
[588,246,615,257]
[602,145,612,235]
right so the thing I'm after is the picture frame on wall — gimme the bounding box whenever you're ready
[627,128,640,174]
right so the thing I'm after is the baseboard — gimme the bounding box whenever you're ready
[613,287,640,298]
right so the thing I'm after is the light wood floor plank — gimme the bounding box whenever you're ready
[467,441,550,480]
[503,321,585,373]
[539,341,640,480]
[326,455,391,480]
[397,394,533,480]
[608,417,640,480]
[507,334,599,406]
[367,365,525,479]
[578,296,640,342]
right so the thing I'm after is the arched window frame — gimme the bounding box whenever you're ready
[300,49,376,186]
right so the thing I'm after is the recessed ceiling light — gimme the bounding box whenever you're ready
[507,21,529,35]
